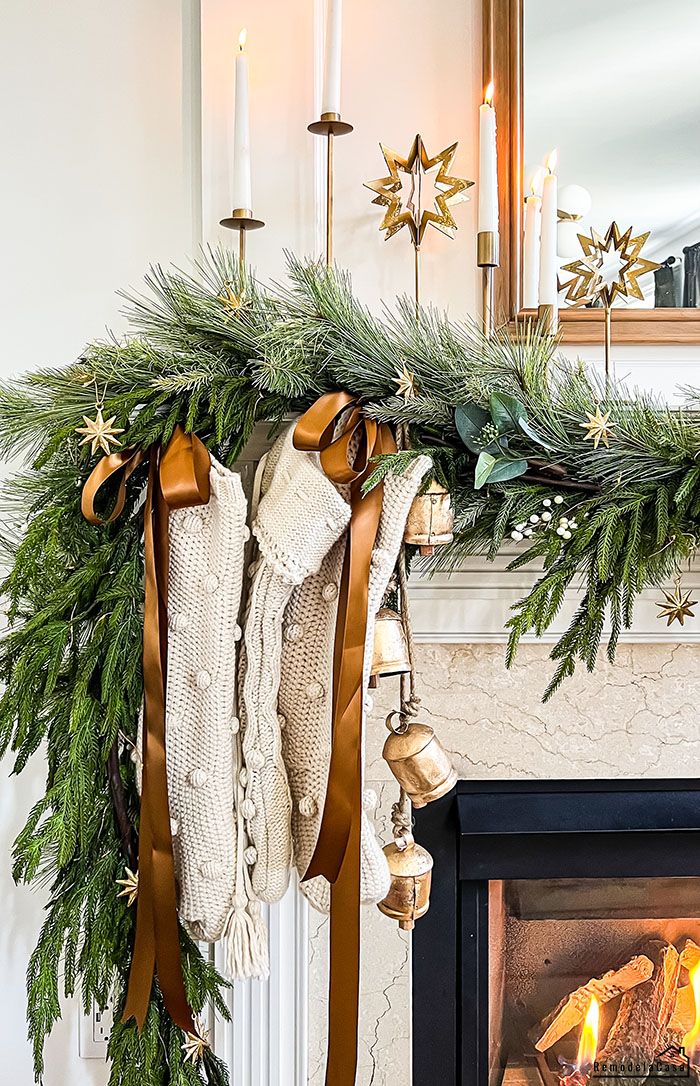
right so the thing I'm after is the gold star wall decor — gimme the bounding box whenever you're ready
[365,135,473,246]
[561,222,661,308]
[657,578,697,627]
[76,408,125,457]
[579,406,615,449]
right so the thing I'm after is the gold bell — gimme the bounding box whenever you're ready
[403,480,454,556]
[369,607,411,689]
[382,714,457,808]
[378,835,433,930]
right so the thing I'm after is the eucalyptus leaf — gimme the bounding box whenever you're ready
[474,450,497,488]
[489,391,525,431]
[486,457,529,483]
[515,415,557,452]
[455,403,490,447]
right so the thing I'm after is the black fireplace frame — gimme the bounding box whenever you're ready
[412,779,700,1086]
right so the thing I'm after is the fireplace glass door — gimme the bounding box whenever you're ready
[489,877,700,1084]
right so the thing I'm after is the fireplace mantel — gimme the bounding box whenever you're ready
[410,552,700,643]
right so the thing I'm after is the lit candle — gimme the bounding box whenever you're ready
[321,0,343,116]
[522,168,544,309]
[233,29,251,212]
[538,149,559,312]
[478,82,499,236]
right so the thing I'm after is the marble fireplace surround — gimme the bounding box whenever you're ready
[306,550,700,1086]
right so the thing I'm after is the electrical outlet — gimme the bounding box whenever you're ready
[78,996,113,1059]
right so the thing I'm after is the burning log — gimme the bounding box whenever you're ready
[596,941,680,1070]
[535,955,654,1052]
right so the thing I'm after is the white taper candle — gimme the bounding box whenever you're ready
[321,0,343,116]
[538,150,559,311]
[232,29,252,211]
[478,82,499,235]
[522,168,544,309]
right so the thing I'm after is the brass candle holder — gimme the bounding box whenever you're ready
[477,229,499,338]
[365,135,472,308]
[308,112,354,266]
[220,207,265,264]
[537,303,558,336]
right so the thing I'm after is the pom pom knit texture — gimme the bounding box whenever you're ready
[164,458,248,941]
[239,429,351,904]
[278,449,432,911]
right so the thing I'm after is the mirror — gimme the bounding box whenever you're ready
[485,0,700,341]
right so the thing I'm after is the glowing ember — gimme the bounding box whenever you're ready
[683,961,700,1066]
[560,997,600,1085]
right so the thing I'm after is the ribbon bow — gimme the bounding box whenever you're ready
[82,425,210,1033]
[294,391,395,1086]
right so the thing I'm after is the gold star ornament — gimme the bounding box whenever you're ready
[219,284,246,313]
[116,867,138,907]
[579,406,615,449]
[76,408,125,456]
[182,1021,210,1065]
[365,135,473,245]
[657,578,697,627]
[393,363,417,401]
[561,222,661,307]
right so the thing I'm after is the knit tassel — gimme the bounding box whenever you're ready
[223,898,270,981]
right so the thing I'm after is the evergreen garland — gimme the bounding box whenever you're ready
[1,247,699,1079]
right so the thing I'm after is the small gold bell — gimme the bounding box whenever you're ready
[382,713,457,807]
[377,835,433,930]
[403,481,454,556]
[369,607,411,689]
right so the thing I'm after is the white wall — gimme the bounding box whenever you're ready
[0,3,196,1081]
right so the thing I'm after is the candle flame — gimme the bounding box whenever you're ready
[530,166,545,197]
[238,28,247,51]
[546,148,558,174]
[484,81,495,106]
[576,997,600,1073]
[683,962,700,1064]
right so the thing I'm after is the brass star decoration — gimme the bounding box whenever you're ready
[220,284,246,313]
[579,406,615,449]
[393,363,417,401]
[657,578,697,627]
[561,221,661,307]
[365,135,473,245]
[116,867,138,907]
[75,408,125,456]
[182,1021,210,1066]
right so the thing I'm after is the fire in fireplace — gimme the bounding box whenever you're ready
[412,780,700,1086]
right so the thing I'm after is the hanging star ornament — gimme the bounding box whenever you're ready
[181,1021,210,1066]
[116,867,138,907]
[76,408,125,456]
[561,221,661,307]
[365,135,473,245]
[657,578,697,627]
[393,363,418,401]
[580,406,615,449]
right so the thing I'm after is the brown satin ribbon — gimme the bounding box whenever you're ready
[294,391,395,1086]
[82,425,210,1033]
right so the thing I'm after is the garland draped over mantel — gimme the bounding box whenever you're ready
[1,248,699,1083]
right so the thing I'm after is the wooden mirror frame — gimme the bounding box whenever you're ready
[484,0,700,344]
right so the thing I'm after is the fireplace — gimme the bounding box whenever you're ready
[413,780,700,1085]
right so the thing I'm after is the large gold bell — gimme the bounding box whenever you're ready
[383,715,457,807]
[369,607,410,689]
[403,481,454,556]
[377,836,433,930]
